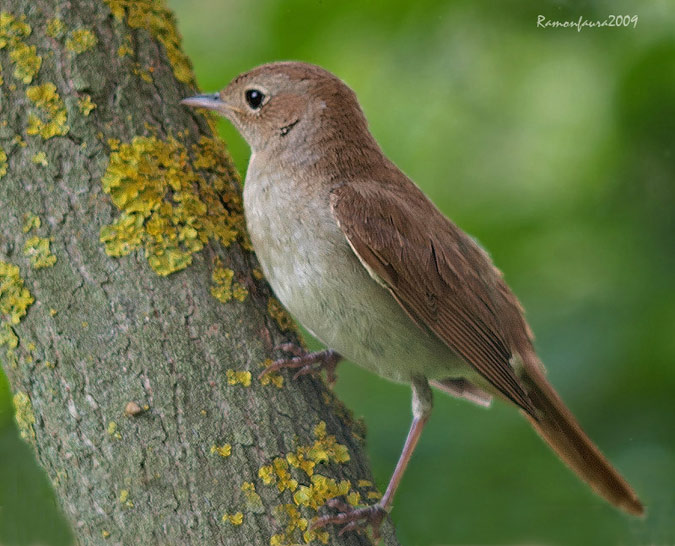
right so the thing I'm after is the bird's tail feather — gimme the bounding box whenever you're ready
[519,355,644,516]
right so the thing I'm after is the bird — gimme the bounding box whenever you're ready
[182,61,644,539]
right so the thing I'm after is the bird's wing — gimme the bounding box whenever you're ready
[329,177,537,415]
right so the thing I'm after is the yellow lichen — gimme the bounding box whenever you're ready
[255,421,366,544]
[268,297,295,331]
[0,327,18,364]
[99,135,243,276]
[101,529,110,539]
[309,421,350,464]
[270,503,328,545]
[66,28,97,53]
[285,421,350,480]
[303,528,330,545]
[46,18,65,38]
[9,43,41,83]
[132,63,153,83]
[211,262,247,304]
[0,13,29,46]
[346,490,361,506]
[107,421,121,439]
[26,83,69,139]
[0,146,6,178]
[103,0,194,84]
[286,449,315,478]
[258,464,276,486]
[241,481,263,509]
[232,282,248,302]
[210,260,234,302]
[260,457,298,493]
[0,13,41,84]
[0,261,35,325]
[269,504,308,546]
[259,359,284,388]
[226,369,251,387]
[23,236,57,269]
[12,135,26,147]
[210,443,232,458]
[78,95,96,116]
[293,474,351,511]
[13,391,36,441]
[119,489,133,507]
[117,35,133,57]
[0,261,34,364]
[31,151,48,166]
[221,511,243,525]
[252,268,264,280]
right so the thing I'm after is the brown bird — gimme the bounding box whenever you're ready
[182,61,644,539]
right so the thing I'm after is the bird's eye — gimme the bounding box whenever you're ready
[245,89,265,110]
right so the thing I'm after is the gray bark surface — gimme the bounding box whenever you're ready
[0,1,400,545]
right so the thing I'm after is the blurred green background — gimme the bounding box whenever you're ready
[2,0,674,544]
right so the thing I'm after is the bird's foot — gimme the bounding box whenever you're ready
[311,499,387,541]
[258,343,341,386]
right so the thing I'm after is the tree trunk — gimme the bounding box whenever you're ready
[0,1,399,545]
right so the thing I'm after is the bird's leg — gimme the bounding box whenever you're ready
[312,376,433,541]
[258,342,342,386]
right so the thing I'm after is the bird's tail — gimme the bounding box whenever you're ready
[518,354,644,517]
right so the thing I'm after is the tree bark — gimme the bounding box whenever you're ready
[0,1,399,545]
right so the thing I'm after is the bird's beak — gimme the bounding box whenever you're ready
[181,93,226,111]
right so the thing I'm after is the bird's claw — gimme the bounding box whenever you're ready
[273,342,305,357]
[258,345,341,386]
[311,499,387,541]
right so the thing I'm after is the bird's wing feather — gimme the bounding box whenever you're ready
[330,178,536,415]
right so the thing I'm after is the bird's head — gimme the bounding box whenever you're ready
[182,61,371,155]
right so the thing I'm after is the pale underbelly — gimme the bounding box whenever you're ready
[243,167,469,384]
[261,234,467,384]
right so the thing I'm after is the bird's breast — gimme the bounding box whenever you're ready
[242,163,465,383]
[243,168,360,336]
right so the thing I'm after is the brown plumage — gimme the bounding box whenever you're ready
[329,158,644,517]
[182,61,644,538]
[520,355,644,516]
[330,178,535,414]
